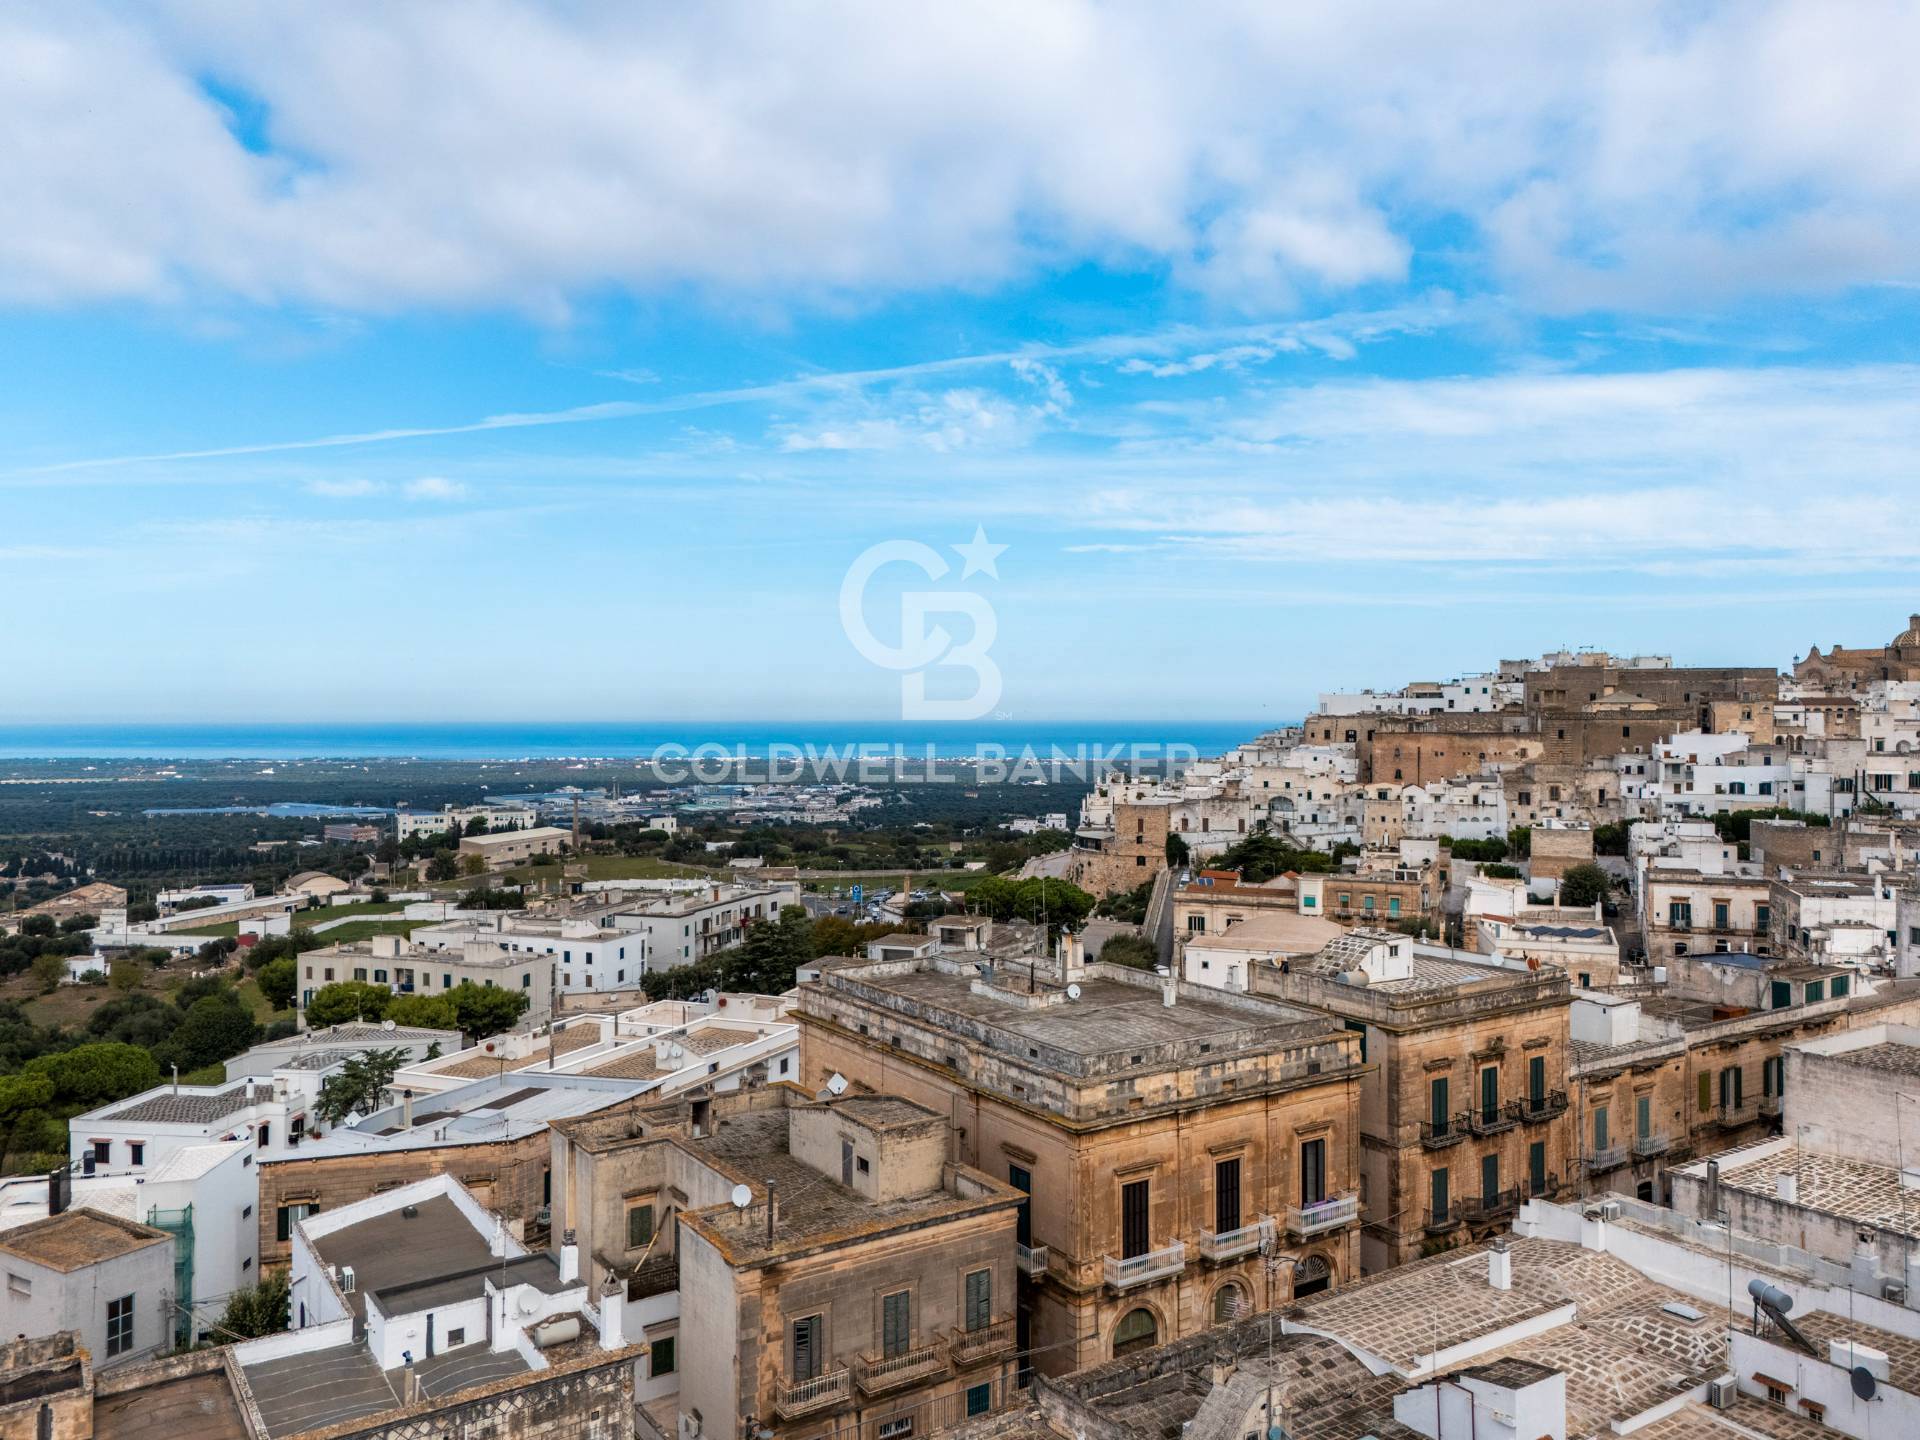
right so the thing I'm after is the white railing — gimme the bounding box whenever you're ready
[1015,1242,1049,1276]
[1103,1241,1186,1289]
[1197,1217,1273,1261]
[775,1367,851,1417]
[1287,1194,1360,1237]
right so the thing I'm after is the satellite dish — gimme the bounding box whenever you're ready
[1066,984,1082,1001]
[1852,1365,1879,1401]
[382,1018,396,1030]
[826,1072,849,1096]
[730,1183,753,1210]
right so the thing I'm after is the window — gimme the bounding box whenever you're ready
[275,1202,320,1242]
[881,1290,912,1358]
[791,1314,824,1381]
[1301,895,1316,909]
[878,1420,915,1440]
[1009,1165,1032,1248]
[1214,1158,1241,1234]
[1121,1180,1151,1258]
[447,1326,466,1347]
[1713,901,1730,931]
[1430,1166,1449,1224]
[1806,980,1825,1003]
[90,1140,110,1166]
[1112,1308,1158,1357]
[106,1294,134,1357]
[1529,1141,1547,1196]
[1387,897,1401,917]
[7,1272,29,1300]
[1636,1094,1652,1141]
[964,1269,992,1332]
[1299,1138,1327,1208]
[1527,1055,1545,1107]
[1771,979,1793,1010]
[1187,914,1206,933]
[1479,1066,1499,1124]
[966,1383,991,1417]
[1429,1076,1450,1135]
[128,1142,144,1167]
[1212,1281,1247,1324]
[627,1203,654,1249]
[1668,901,1693,929]
[650,1336,676,1377]
[1699,1071,1713,1112]
[1831,974,1849,998]
[1594,1105,1609,1152]
[1480,1152,1499,1203]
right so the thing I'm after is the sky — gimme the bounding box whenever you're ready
[5,1,1920,726]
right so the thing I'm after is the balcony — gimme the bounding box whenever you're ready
[1759,1094,1783,1117]
[1197,1217,1273,1263]
[1519,1091,1568,1125]
[1286,1194,1361,1238]
[1460,1187,1522,1225]
[854,1340,948,1396]
[1104,1241,1186,1290]
[1423,1206,1461,1234]
[1587,1144,1630,1173]
[949,1319,1015,1367]
[1015,1242,1049,1277]
[1632,1132,1671,1159]
[1467,1102,1521,1137]
[1420,1116,1467,1149]
[774,1368,852,1418]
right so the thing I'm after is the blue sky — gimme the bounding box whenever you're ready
[5,2,1920,725]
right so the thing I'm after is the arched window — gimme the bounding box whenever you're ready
[1292,1253,1332,1299]
[1112,1308,1158,1357]
[1211,1282,1248,1325]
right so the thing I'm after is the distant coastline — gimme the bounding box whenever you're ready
[0,721,1282,762]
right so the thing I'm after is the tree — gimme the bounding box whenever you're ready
[723,905,816,995]
[0,1071,55,1166]
[163,991,257,1072]
[257,957,298,1013]
[304,981,392,1028]
[108,958,143,993]
[1557,863,1611,909]
[86,993,178,1050]
[386,993,458,1030]
[314,1047,409,1126]
[460,854,486,877]
[445,982,529,1039]
[1097,933,1158,969]
[26,1043,160,1109]
[1165,833,1191,867]
[218,1268,290,1339]
[30,953,64,993]
[425,853,458,883]
[1506,826,1532,859]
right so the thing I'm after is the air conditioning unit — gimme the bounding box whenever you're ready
[1884,1280,1908,1305]
[1600,1201,1623,1221]
[340,1265,357,1294]
[1708,1377,1735,1410]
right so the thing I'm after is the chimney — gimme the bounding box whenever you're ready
[598,1276,625,1350]
[1776,1172,1799,1204]
[401,1089,414,1130]
[1061,931,1086,983]
[559,1228,579,1284]
[1488,1239,1512,1291]
[1162,978,1177,1008]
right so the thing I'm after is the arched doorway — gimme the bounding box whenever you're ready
[1292,1253,1332,1299]
[1211,1281,1249,1325]
[1112,1307,1159,1357]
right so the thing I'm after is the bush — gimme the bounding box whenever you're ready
[1097,934,1158,969]
[1557,863,1611,909]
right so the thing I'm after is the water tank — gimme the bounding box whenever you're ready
[532,1315,582,1347]
[1748,1278,1795,1314]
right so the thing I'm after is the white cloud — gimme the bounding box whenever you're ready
[404,475,467,501]
[2,4,1918,314]
[307,476,381,498]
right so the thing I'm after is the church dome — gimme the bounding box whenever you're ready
[1895,614,1920,649]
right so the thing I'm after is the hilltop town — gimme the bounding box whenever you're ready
[7,616,1920,1440]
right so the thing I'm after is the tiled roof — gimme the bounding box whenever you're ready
[110,1084,256,1126]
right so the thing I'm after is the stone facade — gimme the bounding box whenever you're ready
[257,1125,562,1266]
[1527,825,1594,881]
[794,958,1366,1377]
[1251,948,1574,1272]
[1065,803,1170,900]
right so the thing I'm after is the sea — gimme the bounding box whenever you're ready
[0,721,1279,762]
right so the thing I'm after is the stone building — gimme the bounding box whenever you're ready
[0,1210,175,1372]
[254,1071,653,1265]
[1639,868,1773,963]
[1250,931,1574,1271]
[1794,612,1920,691]
[1294,864,1439,931]
[794,952,1367,1376]
[1064,801,1170,899]
[1568,977,1920,1206]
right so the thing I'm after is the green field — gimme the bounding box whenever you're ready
[297,901,407,927]
[303,918,422,945]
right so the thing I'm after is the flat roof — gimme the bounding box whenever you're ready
[818,960,1333,1068]
[242,1346,398,1438]
[0,1208,169,1272]
[104,1083,259,1126]
[95,1368,251,1440]
[310,1194,565,1317]
[1713,1145,1920,1240]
